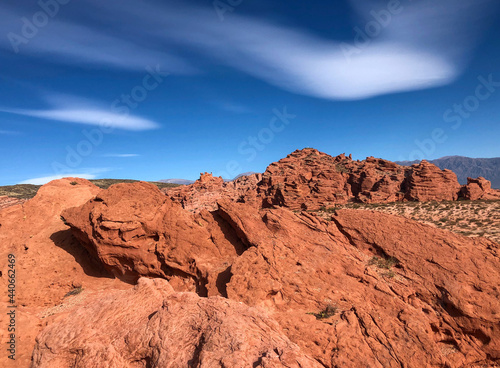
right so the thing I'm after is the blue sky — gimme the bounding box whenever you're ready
[1,0,500,185]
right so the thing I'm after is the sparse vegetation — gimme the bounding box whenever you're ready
[318,199,500,243]
[335,164,349,173]
[369,256,400,269]
[0,180,180,199]
[0,184,41,199]
[64,287,83,298]
[308,305,337,320]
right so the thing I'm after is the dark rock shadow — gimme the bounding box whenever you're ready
[50,229,114,279]
[209,212,246,255]
[216,266,232,298]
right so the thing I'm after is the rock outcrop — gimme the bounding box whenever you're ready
[164,172,261,211]
[62,181,246,295]
[256,149,465,210]
[405,160,462,201]
[61,182,500,367]
[461,177,500,200]
[0,178,125,368]
[164,149,496,213]
[31,278,321,368]
[2,149,500,368]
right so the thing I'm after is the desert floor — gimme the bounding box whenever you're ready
[318,199,500,243]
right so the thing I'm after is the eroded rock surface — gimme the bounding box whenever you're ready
[61,181,500,367]
[31,278,321,368]
[62,181,246,295]
[0,196,26,210]
[257,149,465,210]
[164,172,262,212]
[0,178,125,368]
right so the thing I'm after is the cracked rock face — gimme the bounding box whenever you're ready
[61,181,500,367]
[31,278,322,368]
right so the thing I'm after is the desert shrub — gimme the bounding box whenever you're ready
[308,305,337,320]
[369,256,400,269]
[64,287,83,298]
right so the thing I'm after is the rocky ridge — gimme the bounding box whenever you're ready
[1,149,500,368]
[164,148,500,212]
[59,180,500,367]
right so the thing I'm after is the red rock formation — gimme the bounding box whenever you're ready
[405,160,461,201]
[256,149,464,210]
[162,149,496,212]
[31,278,321,368]
[461,177,500,200]
[61,182,500,367]
[62,181,246,295]
[221,202,500,367]
[165,172,262,212]
[0,178,126,368]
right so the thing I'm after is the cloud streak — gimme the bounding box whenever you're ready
[19,167,110,185]
[102,153,140,158]
[0,130,21,135]
[19,173,98,185]
[0,95,160,131]
[1,0,498,100]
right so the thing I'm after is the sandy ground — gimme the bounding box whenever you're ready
[318,200,500,244]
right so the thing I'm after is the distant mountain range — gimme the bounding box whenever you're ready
[159,179,196,185]
[396,156,500,188]
[159,172,257,185]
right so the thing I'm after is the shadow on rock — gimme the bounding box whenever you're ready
[50,229,114,279]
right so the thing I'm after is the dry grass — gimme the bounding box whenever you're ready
[320,200,500,243]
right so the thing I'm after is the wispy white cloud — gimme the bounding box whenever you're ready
[20,173,97,185]
[1,108,159,131]
[0,0,497,100]
[102,153,140,158]
[0,130,21,135]
[0,95,160,131]
[0,5,195,74]
[19,168,110,185]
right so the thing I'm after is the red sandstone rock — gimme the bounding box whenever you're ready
[2,150,500,368]
[163,149,496,212]
[165,172,262,212]
[62,181,246,295]
[60,181,500,367]
[256,149,464,210]
[0,178,126,368]
[461,177,500,200]
[221,202,500,367]
[31,277,321,368]
[405,160,461,201]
